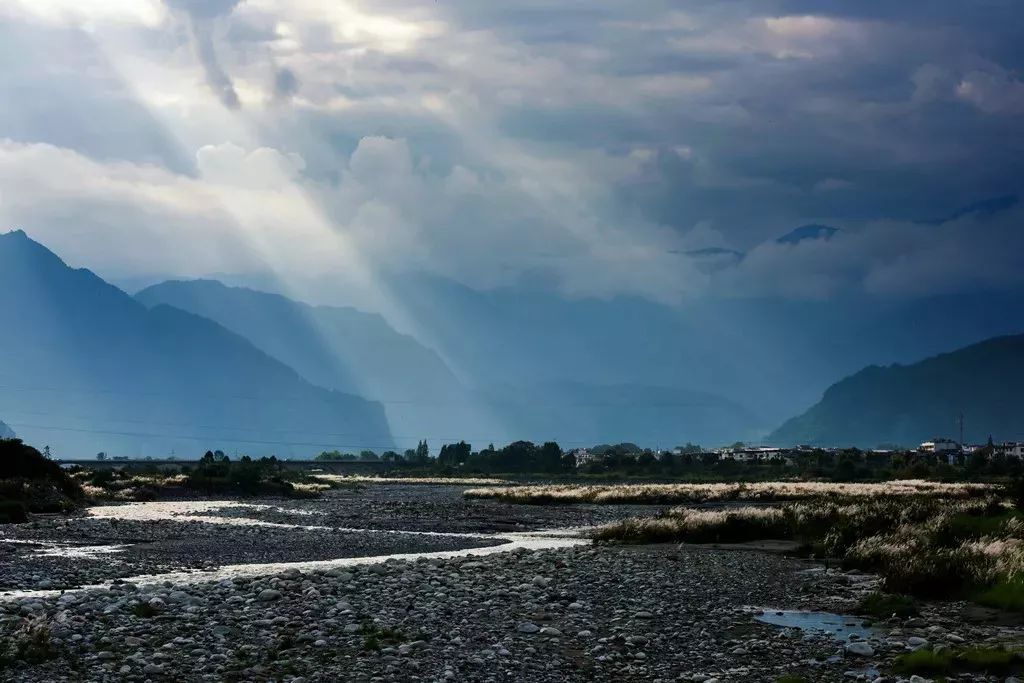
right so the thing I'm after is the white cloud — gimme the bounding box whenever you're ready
[955,68,1024,115]
[713,208,1024,300]
[0,136,705,305]
[2,0,166,27]
[0,1,1021,308]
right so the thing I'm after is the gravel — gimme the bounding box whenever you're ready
[3,485,1023,681]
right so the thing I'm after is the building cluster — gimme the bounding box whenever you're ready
[920,438,1024,463]
[570,439,1024,469]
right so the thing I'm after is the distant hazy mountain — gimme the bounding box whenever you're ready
[0,231,392,457]
[135,280,765,448]
[767,335,1024,448]
[136,279,481,448]
[923,194,1018,225]
[0,420,14,439]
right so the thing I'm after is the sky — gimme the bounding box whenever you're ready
[1,0,1023,310]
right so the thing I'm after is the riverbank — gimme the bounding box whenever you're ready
[3,484,1024,681]
[0,485,651,593]
[7,541,1024,682]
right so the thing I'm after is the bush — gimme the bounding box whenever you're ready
[975,577,1024,611]
[897,646,1020,676]
[594,507,789,545]
[894,649,953,675]
[0,439,83,522]
[857,591,918,618]
[0,499,27,524]
[0,617,58,669]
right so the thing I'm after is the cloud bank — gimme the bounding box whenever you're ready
[0,0,1021,307]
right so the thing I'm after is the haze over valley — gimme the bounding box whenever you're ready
[3,2,1024,681]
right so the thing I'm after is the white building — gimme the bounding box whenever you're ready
[571,448,599,467]
[919,438,960,454]
[996,442,1024,459]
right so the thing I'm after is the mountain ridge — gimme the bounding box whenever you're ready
[136,278,477,449]
[0,231,393,457]
[766,334,1024,448]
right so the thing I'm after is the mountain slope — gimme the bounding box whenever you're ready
[0,420,13,439]
[0,230,392,457]
[767,335,1024,447]
[135,279,475,448]
[135,280,763,448]
[776,224,839,244]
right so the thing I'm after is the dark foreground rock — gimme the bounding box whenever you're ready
[4,543,1016,682]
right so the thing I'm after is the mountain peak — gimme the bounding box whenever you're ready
[775,224,840,245]
[767,333,1024,448]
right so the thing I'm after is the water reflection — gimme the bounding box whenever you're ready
[754,609,878,641]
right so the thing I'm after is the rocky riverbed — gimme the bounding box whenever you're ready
[0,485,655,592]
[2,485,1024,681]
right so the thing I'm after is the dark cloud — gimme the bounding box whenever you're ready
[165,0,243,109]
[2,0,1023,303]
[273,67,299,101]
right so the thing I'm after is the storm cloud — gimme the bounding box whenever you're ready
[0,0,1021,306]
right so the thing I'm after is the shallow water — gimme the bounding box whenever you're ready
[1,500,589,601]
[754,609,878,640]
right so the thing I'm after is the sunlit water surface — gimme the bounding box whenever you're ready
[2,501,589,601]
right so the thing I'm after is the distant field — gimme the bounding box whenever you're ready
[316,474,510,487]
[462,480,992,505]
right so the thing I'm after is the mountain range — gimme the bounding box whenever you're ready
[0,419,13,439]
[4,223,1024,455]
[135,279,481,448]
[134,280,758,448]
[767,334,1024,448]
[0,230,392,458]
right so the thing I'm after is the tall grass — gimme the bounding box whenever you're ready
[465,480,991,505]
[596,496,1024,602]
[319,475,508,486]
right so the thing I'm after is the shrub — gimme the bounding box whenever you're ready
[894,649,953,675]
[975,577,1024,611]
[897,645,1021,675]
[0,617,58,669]
[594,507,788,544]
[857,591,918,618]
[0,499,27,524]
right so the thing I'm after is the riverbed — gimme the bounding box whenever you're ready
[2,484,1023,681]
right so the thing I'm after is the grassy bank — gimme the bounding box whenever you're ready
[595,495,1024,604]
[464,480,991,505]
[70,456,342,503]
[316,474,508,487]
[1,439,84,523]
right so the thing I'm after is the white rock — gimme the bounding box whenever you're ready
[845,641,874,657]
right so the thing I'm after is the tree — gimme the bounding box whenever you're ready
[539,442,563,473]
[381,451,403,465]
[96,452,107,461]
[438,441,471,467]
